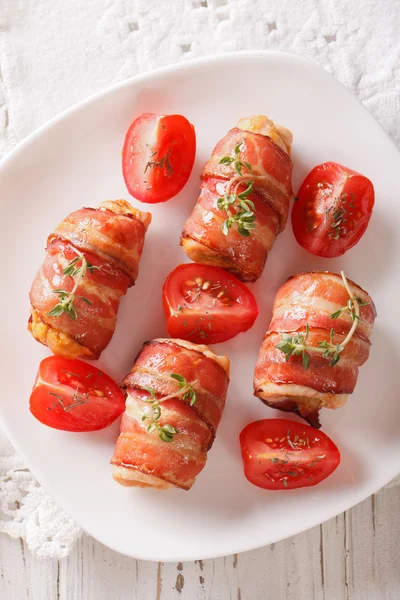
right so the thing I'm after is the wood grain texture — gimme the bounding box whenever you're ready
[1,485,400,600]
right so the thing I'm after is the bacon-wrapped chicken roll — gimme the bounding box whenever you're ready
[29,200,151,360]
[111,338,230,490]
[181,115,293,282]
[254,272,376,427]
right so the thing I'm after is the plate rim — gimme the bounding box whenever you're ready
[1,49,399,562]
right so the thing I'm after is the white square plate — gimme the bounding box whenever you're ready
[0,51,398,561]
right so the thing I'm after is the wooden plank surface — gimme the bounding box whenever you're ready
[1,484,399,599]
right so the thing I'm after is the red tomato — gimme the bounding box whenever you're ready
[122,112,196,203]
[292,162,374,257]
[163,264,259,344]
[30,357,125,432]
[240,419,340,490]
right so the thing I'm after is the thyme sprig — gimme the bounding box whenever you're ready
[217,179,257,237]
[219,141,252,176]
[48,255,99,321]
[140,374,198,442]
[170,373,197,406]
[317,328,344,367]
[217,140,265,237]
[141,386,177,442]
[277,324,343,368]
[330,296,370,322]
[276,271,364,368]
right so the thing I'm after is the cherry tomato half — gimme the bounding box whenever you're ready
[240,419,340,490]
[163,264,259,344]
[292,162,374,257]
[30,357,125,432]
[122,112,196,203]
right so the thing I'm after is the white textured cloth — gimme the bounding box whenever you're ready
[0,0,399,559]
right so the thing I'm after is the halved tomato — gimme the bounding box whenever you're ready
[163,263,259,344]
[292,162,374,257]
[122,112,196,203]
[30,357,125,432]
[240,419,340,490]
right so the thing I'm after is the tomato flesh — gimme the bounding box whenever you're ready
[163,264,259,344]
[291,162,374,257]
[240,419,340,490]
[30,357,125,432]
[122,112,196,203]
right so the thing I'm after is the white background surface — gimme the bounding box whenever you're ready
[1,0,400,598]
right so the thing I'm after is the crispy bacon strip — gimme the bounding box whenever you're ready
[181,116,293,282]
[270,271,376,339]
[181,178,279,282]
[111,339,230,490]
[203,127,292,229]
[49,200,151,283]
[254,271,376,427]
[28,199,151,359]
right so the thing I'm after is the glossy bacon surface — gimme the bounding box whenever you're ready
[256,330,370,395]
[50,200,151,283]
[111,339,230,490]
[270,272,376,339]
[29,240,130,358]
[254,271,376,427]
[203,128,293,229]
[181,116,293,282]
[28,199,151,359]
[112,395,210,490]
[181,178,279,282]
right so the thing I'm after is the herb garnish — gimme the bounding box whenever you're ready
[266,431,326,488]
[170,373,197,406]
[144,147,173,175]
[140,386,177,442]
[330,296,370,322]
[219,141,252,176]
[324,192,357,240]
[48,388,89,412]
[276,271,365,368]
[140,374,198,442]
[217,140,265,237]
[61,370,81,378]
[48,255,99,321]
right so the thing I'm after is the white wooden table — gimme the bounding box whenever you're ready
[1,483,399,599]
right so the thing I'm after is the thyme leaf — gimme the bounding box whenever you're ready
[171,373,198,406]
[275,271,365,368]
[330,295,370,322]
[217,140,260,237]
[47,255,97,321]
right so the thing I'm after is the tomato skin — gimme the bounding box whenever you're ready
[240,419,340,490]
[162,264,259,344]
[30,357,125,432]
[122,112,196,203]
[292,162,374,258]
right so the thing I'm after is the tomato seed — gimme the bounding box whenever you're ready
[195,277,203,286]
[185,280,196,287]
[202,281,211,290]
